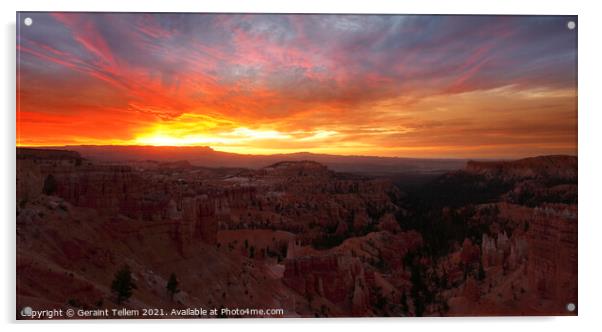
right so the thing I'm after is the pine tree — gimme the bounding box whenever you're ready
[111,265,136,304]
[166,273,180,300]
[400,290,409,316]
[43,174,58,195]
[477,258,486,281]
[410,264,427,316]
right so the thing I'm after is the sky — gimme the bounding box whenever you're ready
[17,13,577,158]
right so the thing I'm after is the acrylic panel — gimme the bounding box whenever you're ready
[16,12,577,319]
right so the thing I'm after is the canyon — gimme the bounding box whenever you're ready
[16,147,577,317]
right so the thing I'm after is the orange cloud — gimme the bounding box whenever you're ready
[16,13,577,158]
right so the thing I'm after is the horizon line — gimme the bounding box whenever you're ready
[15,144,577,161]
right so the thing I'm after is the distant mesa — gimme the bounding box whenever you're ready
[263,160,332,177]
[466,155,577,180]
[268,160,326,169]
[21,145,469,176]
[17,147,82,161]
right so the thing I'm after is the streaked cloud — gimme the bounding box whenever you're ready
[17,13,577,158]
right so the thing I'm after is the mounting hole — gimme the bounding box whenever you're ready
[567,21,576,30]
[24,17,33,26]
[566,302,576,312]
[21,306,33,317]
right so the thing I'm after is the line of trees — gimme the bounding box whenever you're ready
[110,265,181,304]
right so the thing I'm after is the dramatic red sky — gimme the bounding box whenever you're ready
[17,13,577,158]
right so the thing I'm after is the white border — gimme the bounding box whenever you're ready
[3,0,602,331]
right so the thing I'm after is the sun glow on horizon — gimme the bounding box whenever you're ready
[16,13,577,159]
[133,126,339,148]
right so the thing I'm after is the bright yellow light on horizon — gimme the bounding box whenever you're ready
[132,126,348,156]
[134,127,295,146]
[134,135,228,146]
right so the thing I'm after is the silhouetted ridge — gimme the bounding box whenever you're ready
[17,147,81,160]
[466,155,577,180]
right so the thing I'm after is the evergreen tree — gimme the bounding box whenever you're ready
[477,258,486,281]
[166,273,180,300]
[43,174,58,195]
[400,290,409,316]
[111,265,136,304]
[410,264,427,316]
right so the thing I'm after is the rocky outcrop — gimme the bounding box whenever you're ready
[283,254,374,316]
[16,148,579,317]
[17,147,83,163]
[527,204,577,304]
[481,231,529,270]
[16,149,220,249]
[466,155,577,181]
[481,232,509,268]
[51,165,145,215]
[262,161,332,178]
[181,195,218,245]
[17,148,84,201]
